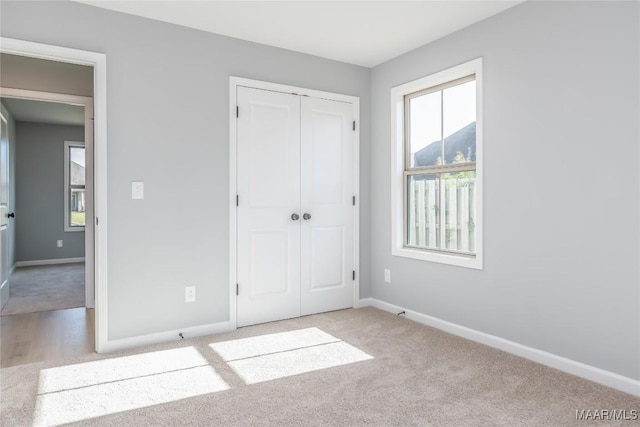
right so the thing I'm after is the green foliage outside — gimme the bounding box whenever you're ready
[71,211,85,226]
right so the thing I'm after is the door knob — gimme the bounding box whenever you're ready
[7,212,15,218]
[291,213,300,220]
[303,213,311,220]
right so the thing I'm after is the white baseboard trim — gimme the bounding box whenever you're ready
[9,263,16,276]
[359,298,640,397]
[15,257,85,267]
[99,320,235,354]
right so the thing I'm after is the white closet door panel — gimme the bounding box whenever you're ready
[237,87,301,327]
[300,97,354,316]
[310,226,343,288]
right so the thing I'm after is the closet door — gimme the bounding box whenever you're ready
[236,87,301,327]
[300,97,354,316]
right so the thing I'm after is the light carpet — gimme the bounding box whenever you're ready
[1,307,638,426]
[1,263,85,316]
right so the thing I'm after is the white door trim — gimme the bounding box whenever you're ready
[229,77,360,329]
[0,37,108,353]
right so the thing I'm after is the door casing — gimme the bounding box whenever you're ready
[0,37,108,353]
[229,77,361,329]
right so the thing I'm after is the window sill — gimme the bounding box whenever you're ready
[64,227,85,233]
[392,246,483,270]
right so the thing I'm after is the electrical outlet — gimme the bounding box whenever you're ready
[384,269,391,283]
[57,240,63,248]
[132,181,144,200]
[185,285,196,303]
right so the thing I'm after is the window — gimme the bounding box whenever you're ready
[64,141,86,232]
[391,58,482,269]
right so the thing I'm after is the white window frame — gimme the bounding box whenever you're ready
[64,140,86,232]
[390,58,483,269]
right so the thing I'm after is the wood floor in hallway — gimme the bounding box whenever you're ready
[0,307,94,368]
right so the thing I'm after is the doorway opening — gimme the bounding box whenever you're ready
[0,38,107,363]
[0,89,94,367]
[0,94,92,310]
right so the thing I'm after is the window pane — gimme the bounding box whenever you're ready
[407,171,476,254]
[443,80,476,164]
[442,170,476,253]
[68,146,85,228]
[70,188,86,227]
[407,174,440,249]
[70,146,85,186]
[409,92,442,168]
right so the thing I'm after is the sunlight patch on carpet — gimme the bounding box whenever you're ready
[34,347,229,426]
[210,327,339,361]
[38,346,209,393]
[210,328,373,384]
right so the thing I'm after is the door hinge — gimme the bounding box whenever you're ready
[96,217,99,226]
[352,121,356,131]
[236,283,239,296]
[352,196,356,206]
[236,106,239,118]
[236,195,239,206]
[352,270,356,280]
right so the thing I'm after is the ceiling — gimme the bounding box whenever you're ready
[1,98,85,126]
[75,1,523,67]
[1,2,523,125]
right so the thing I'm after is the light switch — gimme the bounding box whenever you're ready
[384,269,391,283]
[132,181,144,199]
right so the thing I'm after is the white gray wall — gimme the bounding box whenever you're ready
[370,1,639,380]
[14,122,85,262]
[0,1,371,340]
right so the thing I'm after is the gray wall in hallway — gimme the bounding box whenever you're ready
[369,1,639,379]
[1,1,371,340]
[15,122,85,262]
[0,53,93,97]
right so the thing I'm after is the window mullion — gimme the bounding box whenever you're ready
[405,163,475,175]
[439,175,446,250]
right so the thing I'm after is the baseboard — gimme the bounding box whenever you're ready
[15,257,85,267]
[359,298,640,397]
[98,320,235,353]
[9,263,16,276]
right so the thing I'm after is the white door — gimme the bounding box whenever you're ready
[0,113,10,308]
[236,86,356,327]
[300,97,354,315]
[236,87,302,327]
